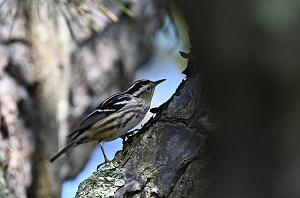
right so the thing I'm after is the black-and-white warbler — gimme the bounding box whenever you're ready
[50,79,166,163]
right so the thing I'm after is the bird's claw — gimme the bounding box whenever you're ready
[121,129,139,144]
[96,160,111,170]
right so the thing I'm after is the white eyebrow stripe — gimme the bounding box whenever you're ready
[124,79,148,93]
[125,81,140,91]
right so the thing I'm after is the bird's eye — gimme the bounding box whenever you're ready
[146,87,151,92]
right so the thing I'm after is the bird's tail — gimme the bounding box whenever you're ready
[50,141,76,163]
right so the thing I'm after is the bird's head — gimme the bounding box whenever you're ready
[124,79,166,101]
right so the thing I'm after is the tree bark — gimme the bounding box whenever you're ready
[0,0,164,197]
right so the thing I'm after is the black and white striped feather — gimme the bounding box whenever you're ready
[66,93,133,141]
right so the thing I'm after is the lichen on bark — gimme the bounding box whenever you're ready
[75,162,125,198]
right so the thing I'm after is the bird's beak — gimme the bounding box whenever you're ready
[154,79,166,86]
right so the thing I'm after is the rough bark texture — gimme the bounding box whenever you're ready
[0,0,164,197]
[75,51,208,197]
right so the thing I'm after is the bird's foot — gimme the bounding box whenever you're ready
[121,129,139,144]
[96,159,111,170]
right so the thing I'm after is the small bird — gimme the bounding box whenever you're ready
[50,79,166,163]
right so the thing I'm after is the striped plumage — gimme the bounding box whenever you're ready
[50,79,165,163]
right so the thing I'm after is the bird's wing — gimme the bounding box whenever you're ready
[78,109,115,130]
[66,94,132,141]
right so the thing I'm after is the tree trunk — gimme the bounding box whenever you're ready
[0,0,164,197]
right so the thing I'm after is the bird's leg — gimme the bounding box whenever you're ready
[98,141,109,163]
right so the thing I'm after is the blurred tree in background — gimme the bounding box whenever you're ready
[0,0,165,197]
